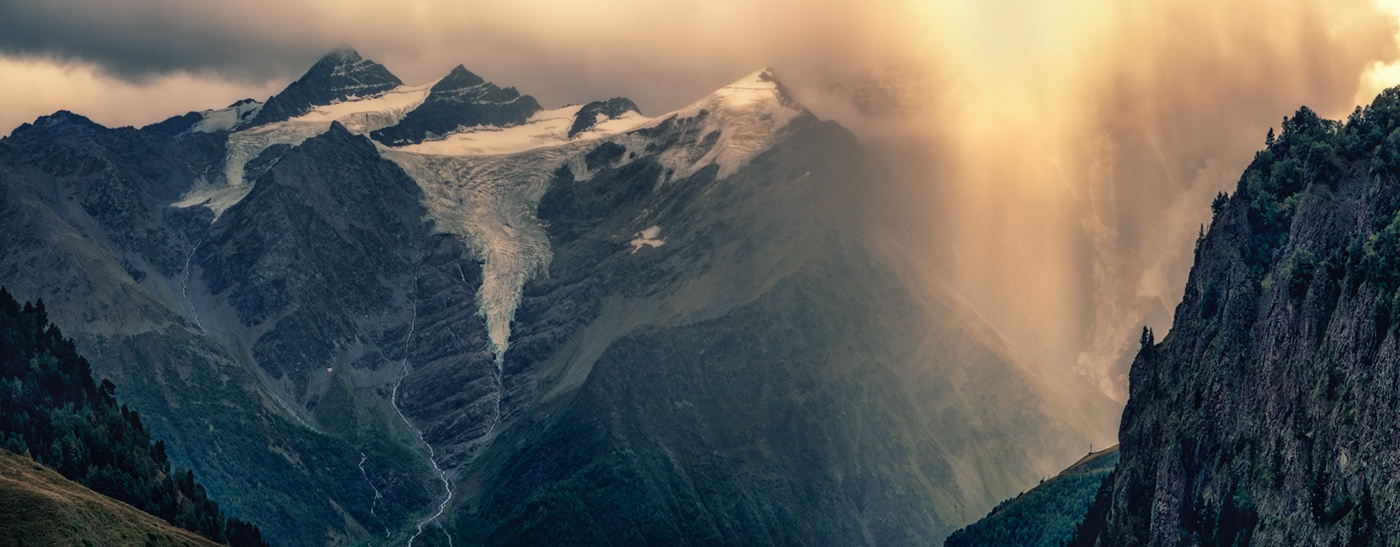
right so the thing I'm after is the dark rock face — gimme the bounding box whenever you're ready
[370,64,542,145]
[388,230,497,448]
[568,97,640,138]
[239,142,291,184]
[247,48,403,127]
[582,141,628,173]
[197,123,425,385]
[1080,91,1400,546]
[140,111,204,136]
[2,110,225,278]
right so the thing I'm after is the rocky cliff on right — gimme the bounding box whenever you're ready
[1073,89,1400,546]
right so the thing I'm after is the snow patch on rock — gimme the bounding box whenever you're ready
[630,225,665,253]
[191,99,264,133]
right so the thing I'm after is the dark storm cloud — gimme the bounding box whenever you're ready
[0,0,895,110]
[0,0,344,81]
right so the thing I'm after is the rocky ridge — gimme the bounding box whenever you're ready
[370,64,543,146]
[1074,89,1400,546]
[246,48,403,127]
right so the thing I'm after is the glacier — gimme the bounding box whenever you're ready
[181,64,806,374]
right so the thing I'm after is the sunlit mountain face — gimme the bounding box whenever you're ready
[3,1,1400,546]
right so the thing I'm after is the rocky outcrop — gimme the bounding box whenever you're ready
[568,97,640,138]
[1082,90,1400,546]
[945,446,1119,547]
[196,122,428,385]
[369,64,541,145]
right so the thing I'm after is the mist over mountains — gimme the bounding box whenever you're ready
[935,81,1400,547]
[0,49,1117,545]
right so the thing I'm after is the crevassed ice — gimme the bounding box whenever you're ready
[381,106,649,366]
[398,104,649,157]
[383,147,576,367]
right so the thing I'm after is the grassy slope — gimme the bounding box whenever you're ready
[0,449,221,547]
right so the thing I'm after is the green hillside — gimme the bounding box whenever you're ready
[944,446,1119,547]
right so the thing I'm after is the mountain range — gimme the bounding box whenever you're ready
[0,48,1117,545]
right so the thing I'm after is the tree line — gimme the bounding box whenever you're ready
[0,287,269,546]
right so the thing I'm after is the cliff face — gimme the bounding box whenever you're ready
[1090,89,1400,546]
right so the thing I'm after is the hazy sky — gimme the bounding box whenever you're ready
[4,0,1400,401]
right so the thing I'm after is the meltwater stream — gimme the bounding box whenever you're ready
[387,274,458,547]
[386,260,508,546]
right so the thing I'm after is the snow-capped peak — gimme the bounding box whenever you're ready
[243,48,404,127]
[693,68,802,115]
[643,68,809,180]
[322,48,368,75]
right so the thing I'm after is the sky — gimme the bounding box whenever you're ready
[3,0,1400,402]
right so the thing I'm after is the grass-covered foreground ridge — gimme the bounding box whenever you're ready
[0,287,268,546]
[0,447,221,546]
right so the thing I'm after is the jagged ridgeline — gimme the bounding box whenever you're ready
[0,48,1118,545]
[0,288,268,546]
[1063,88,1400,545]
